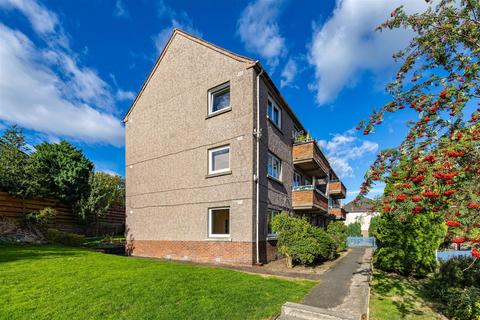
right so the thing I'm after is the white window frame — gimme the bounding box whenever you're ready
[267,97,282,128]
[208,82,230,115]
[208,207,230,238]
[268,152,282,181]
[208,145,230,175]
[267,208,280,238]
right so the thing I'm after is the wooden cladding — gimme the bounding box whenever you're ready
[292,141,329,178]
[329,181,347,199]
[292,189,328,212]
[329,207,347,220]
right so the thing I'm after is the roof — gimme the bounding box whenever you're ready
[344,198,375,213]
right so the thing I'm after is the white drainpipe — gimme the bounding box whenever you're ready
[255,64,264,265]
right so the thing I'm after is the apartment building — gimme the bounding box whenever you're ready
[123,29,347,265]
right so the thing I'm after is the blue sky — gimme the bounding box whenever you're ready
[0,0,434,202]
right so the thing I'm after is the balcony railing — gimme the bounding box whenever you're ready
[329,180,346,199]
[292,141,329,178]
[292,185,328,212]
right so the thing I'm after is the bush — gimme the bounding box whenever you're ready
[25,207,56,227]
[373,211,446,277]
[272,213,336,267]
[368,216,380,237]
[442,287,480,320]
[47,228,85,247]
[327,221,347,252]
[426,257,480,320]
[346,222,362,237]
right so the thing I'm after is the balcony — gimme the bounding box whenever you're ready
[329,207,347,220]
[292,185,328,212]
[329,181,346,199]
[292,141,329,178]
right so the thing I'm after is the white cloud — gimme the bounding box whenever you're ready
[308,0,432,105]
[0,0,126,146]
[237,0,286,69]
[154,1,202,54]
[318,129,378,178]
[113,0,129,18]
[116,89,135,101]
[280,58,298,88]
[348,184,385,199]
[0,0,57,34]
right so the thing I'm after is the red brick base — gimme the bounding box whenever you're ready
[127,240,255,265]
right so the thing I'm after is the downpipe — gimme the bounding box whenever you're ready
[255,64,264,265]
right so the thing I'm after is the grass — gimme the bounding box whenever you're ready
[369,271,442,320]
[0,245,315,320]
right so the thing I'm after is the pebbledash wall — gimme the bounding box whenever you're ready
[124,30,307,265]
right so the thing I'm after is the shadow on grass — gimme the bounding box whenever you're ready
[0,244,84,263]
[372,271,442,319]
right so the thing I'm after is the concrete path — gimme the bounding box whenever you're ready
[279,247,373,320]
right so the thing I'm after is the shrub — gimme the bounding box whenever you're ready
[346,222,362,237]
[426,257,480,320]
[272,213,336,267]
[442,287,480,320]
[25,207,56,227]
[372,211,446,277]
[327,221,347,252]
[368,216,380,237]
[47,228,85,247]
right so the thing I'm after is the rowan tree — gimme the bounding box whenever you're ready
[356,0,480,258]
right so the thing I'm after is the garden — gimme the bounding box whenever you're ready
[0,244,315,320]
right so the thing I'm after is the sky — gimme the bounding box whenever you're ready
[0,0,436,202]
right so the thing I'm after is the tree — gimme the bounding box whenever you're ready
[346,222,362,237]
[77,172,125,220]
[356,0,480,258]
[327,221,348,252]
[27,141,93,208]
[0,125,29,196]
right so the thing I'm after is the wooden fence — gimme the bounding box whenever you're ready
[0,192,125,236]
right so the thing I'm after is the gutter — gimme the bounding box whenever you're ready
[255,63,264,265]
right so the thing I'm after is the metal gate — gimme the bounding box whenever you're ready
[347,237,376,248]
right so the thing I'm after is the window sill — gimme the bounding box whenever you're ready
[206,107,232,119]
[267,118,283,135]
[268,175,283,185]
[206,171,232,179]
[205,237,232,242]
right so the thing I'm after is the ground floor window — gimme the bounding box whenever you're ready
[267,209,280,237]
[208,207,230,237]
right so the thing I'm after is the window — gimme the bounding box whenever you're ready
[294,172,302,187]
[208,207,230,237]
[267,97,281,128]
[268,153,281,180]
[209,83,230,115]
[208,145,230,174]
[267,209,280,237]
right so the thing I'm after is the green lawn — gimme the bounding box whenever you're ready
[369,271,442,320]
[0,245,315,320]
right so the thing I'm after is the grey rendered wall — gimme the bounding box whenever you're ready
[125,33,256,243]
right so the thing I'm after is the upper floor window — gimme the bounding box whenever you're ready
[208,145,230,174]
[268,152,281,180]
[209,83,230,115]
[267,97,281,128]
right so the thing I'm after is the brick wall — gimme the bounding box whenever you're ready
[128,240,255,265]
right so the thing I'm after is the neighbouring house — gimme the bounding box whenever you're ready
[123,29,347,265]
[344,198,379,237]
